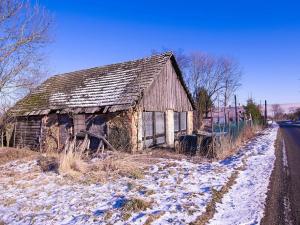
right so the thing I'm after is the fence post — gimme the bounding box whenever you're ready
[234,95,239,132]
[1,130,3,147]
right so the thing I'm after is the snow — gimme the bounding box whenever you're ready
[0,126,278,225]
[209,125,278,225]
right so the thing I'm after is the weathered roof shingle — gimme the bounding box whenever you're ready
[11,52,192,115]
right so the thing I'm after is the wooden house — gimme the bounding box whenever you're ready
[9,52,195,152]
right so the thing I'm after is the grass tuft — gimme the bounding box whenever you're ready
[123,198,152,212]
[59,150,87,177]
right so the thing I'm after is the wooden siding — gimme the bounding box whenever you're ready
[86,114,107,150]
[141,59,193,112]
[14,116,42,149]
[74,114,86,134]
[58,115,73,146]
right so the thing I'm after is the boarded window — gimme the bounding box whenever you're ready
[155,112,165,144]
[174,111,187,137]
[143,112,153,138]
[142,111,165,147]
[174,112,180,132]
[180,112,187,131]
[155,112,165,135]
[74,114,86,134]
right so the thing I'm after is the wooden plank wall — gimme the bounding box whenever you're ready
[141,59,193,112]
[14,116,42,149]
[58,115,73,147]
[86,114,107,150]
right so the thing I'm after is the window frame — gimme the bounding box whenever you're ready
[142,111,166,147]
[174,111,187,137]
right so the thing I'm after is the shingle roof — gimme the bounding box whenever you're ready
[11,52,193,116]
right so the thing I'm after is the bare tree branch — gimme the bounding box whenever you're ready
[0,0,52,110]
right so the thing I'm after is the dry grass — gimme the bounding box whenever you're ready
[87,154,146,182]
[123,198,152,212]
[0,147,38,165]
[58,150,87,177]
[120,198,152,222]
[215,135,235,160]
[144,211,165,225]
[3,197,16,207]
[216,124,262,160]
[235,125,262,146]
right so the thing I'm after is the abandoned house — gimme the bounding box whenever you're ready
[8,52,195,152]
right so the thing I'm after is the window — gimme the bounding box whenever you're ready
[174,111,187,137]
[180,112,187,131]
[142,111,166,147]
[155,112,165,144]
[174,112,180,132]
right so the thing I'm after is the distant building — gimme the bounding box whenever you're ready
[212,106,245,124]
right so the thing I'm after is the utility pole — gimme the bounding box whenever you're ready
[235,95,238,125]
[264,100,267,125]
[217,93,220,124]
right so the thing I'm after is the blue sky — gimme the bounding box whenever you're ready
[40,0,300,105]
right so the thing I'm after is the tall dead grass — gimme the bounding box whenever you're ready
[58,150,87,177]
[216,124,262,159]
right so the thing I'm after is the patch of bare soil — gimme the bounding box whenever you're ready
[0,147,38,165]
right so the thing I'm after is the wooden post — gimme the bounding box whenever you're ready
[13,123,16,148]
[264,100,267,125]
[217,94,220,124]
[1,130,3,147]
[210,109,214,154]
[235,95,239,131]
[152,112,156,145]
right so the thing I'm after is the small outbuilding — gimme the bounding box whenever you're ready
[9,52,195,152]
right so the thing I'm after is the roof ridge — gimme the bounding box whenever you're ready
[51,51,173,78]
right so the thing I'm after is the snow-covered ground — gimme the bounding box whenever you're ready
[0,126,278,225]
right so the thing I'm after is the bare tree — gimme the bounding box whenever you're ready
[272,104,284,120]
[0,0,52,147]
[220,57,242,124]
[184,52,243,128]
[0,0,52,110]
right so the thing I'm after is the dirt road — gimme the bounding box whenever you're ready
[262,123,300,225]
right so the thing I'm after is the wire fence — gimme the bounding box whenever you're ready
[213,120,255,141]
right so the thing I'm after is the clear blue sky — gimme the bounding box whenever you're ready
[40,0,300,105]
